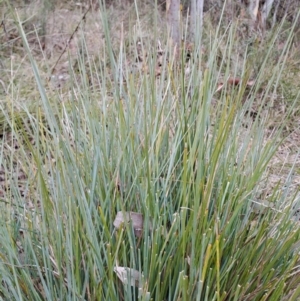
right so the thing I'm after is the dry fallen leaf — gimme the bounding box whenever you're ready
[113,211,152,237]
[186,256,191,266]
[114,266,141,287]
[215,77,255,93]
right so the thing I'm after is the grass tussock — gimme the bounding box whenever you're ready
[0,1,300,301]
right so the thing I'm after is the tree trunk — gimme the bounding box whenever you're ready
[261,0,275,30]
[248,0,260,26]
[167,0,181,47]
[189,0,204,44]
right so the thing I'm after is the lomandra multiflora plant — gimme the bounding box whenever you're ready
[0,1,300,301]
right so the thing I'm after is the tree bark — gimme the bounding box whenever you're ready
[167,0,181,47]
[189,0,204,43]
[260,0,275,30]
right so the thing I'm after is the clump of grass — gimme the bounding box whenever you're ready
[0,3,300,301]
